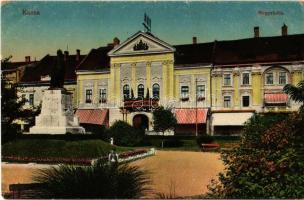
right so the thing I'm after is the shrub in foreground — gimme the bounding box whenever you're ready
[33,160,150,198]
[208,113,304,198]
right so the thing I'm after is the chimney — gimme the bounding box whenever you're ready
[282,24,288,36]
[254,26,260,38]
[76,49,80,61]
[64,51,69,61]
[192,37,197,44]
[25,56,31,62]
[113,37,120,47]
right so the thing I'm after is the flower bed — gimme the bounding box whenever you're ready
[2,148,155,166]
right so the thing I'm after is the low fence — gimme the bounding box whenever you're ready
[2,148,156,166]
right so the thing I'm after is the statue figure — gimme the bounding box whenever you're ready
[50,50,65,89]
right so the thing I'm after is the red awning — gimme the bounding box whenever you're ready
[175,108,208,124]
[264,93,288,104]
[75,109,109,127]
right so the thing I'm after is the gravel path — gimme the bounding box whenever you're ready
[132,150,224,198]
[1,151,224,198]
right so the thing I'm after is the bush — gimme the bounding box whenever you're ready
[196,135,215,145]
[109,121,144,147]
[207,113,304,198]
[32,160,150,198]
[80,124,108,140]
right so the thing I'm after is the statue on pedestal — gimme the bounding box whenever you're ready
[50,50,65,89]
[28,49,86,135]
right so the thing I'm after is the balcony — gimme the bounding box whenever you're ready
[122,98,159,112]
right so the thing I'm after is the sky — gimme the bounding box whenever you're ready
[1,1,304,61]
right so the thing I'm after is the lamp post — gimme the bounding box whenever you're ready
[195,78,198,137]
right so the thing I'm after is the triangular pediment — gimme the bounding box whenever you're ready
[108,31,175,57]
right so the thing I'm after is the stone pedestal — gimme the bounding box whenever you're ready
[29,89,86,134]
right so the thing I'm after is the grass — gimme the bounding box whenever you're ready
[2,139,131,158]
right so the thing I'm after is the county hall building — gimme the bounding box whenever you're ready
[16,24,304,135]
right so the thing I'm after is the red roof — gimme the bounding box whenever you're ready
[264,93,288,104]
[175,108,208,124]
[75,109,109,127]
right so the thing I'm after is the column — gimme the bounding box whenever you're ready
[252,71,262,106]
[131,63,136,96]
[146,62,151,92]
[233,71,239,108]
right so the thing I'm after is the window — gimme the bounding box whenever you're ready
[223,74,232,86]
[85,89,92,103]
[266,73,273,85]
[137,84,144,98]
[99,89,107,103]
[242,73,250,85]
[224,96,231,108]
[279,72,287,85]
[29,94,34,105]
[197,85,205,101]
[181,86,189,101]
[242,96,250,107]
[152,83,160,99]
[123,84,130,99]
[21,94,26,100]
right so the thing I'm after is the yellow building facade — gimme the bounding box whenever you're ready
[76,31,304,135]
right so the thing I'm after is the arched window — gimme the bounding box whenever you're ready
[123,84,130,99]
[152,83,160,99]
[137,84,144,98]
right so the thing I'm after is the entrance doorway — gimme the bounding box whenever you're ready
[133,114,149,130]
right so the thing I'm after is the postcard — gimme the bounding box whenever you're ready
[1,1,304,199]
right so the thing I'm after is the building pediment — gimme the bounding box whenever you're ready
[108,31,175,57]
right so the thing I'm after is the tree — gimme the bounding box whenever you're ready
[207,113,304,198]
[283,80,304,113]
[1,56,40,143]
[109,120,144,146]
[152,106,177,148]
[33,159,150,198]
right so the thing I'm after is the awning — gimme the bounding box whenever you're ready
[175,108,208,124]
[75,109,109,127]
[212,112,253,126]
[264,93,288,104]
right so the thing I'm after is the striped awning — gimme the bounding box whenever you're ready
[264,93,288,104]
[75,109,109,127]
[175,108,208,124]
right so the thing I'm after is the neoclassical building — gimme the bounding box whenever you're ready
[75,26,304,135]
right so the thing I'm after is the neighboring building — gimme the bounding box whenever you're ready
[75,26,304,135]
[210,25,304,135]
[2,56,37,84]
[18,50,85,110]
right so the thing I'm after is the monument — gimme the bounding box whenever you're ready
[29,50,85,134]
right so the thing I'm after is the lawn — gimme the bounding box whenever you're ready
[2,139,131,158]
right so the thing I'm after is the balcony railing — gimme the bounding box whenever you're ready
[122,98,159,111]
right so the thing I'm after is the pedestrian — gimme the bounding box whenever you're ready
[108,149,119,164]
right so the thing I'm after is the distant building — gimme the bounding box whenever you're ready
[2,56,37,84]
